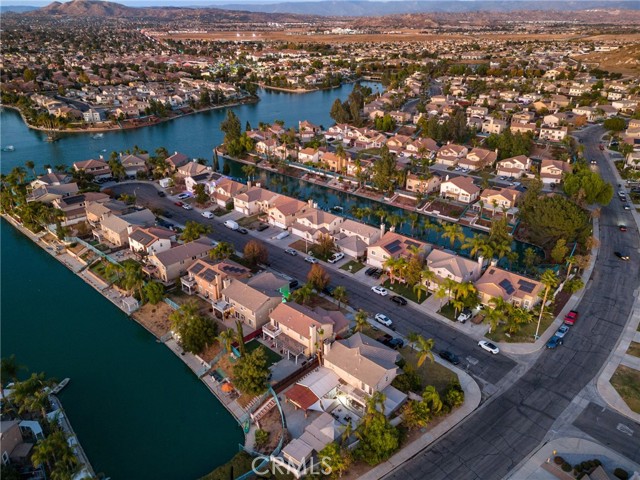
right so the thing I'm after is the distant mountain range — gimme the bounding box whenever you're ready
[0,5,39,13]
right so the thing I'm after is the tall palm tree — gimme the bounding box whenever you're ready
[25,160,36,179]
[104,261,123,283]
[535,270,558,339]
[242,164,257,181]
[292,282,314,305]
[483,306,503,334]
[491,239,512,261]
[354,309,368,332]
[123,262,144,299]
[333,286,347,308]
[364,391,386,417]
[420,267,436,291]
[383,257,401,284]
[217,329,236,353]
[461,234,488,259]
[422,385,443,415]
[407,333,435,368]
[413,282,429,302]
[454,281,477,301]
[408,213,419,235]
[442,223,465,249]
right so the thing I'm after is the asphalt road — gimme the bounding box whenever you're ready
[382,125,640,479]
[110,183,517,389]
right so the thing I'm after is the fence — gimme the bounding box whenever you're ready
[65,236,121,265]
[164,297,180,310]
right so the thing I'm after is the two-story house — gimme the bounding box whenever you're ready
[128,226,175,255]
[366,231,431,270]
[426,249,483,288]
[475,267,543,310]
[440,176,480,204]
[496,155,531,178]
[148,239,213,283]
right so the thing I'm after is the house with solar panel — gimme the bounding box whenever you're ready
[366,230,431,269]
[475,267,543,310]
[180,257,251,300]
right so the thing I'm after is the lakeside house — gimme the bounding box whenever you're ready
[180,257,251,301]
[366,230,431,270]
[475,266,543,310]
[291,206,344,244]
[128,226,176,255]
[96,208,155,247]
[73,159,112,180]
[426,249,483,287]
[477,187,521,217]
[27,183,79,204]
[440,176,481,204]
[147,239,212,283]
[233,186,280,216]
[333,219,381,259]
[267,197,309,229]
[52,191,109,225]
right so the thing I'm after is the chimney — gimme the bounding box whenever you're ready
[389,225,396,233]
[478,255,485,269]
[380,222,386,237]
[310,324,318,354]
[47,168,53,174]
[445,174,449,182]
[323,339,332,358]
[247,180,252,189]
[308,199,314,208]
[490,258,498,267]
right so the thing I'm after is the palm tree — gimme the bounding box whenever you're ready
[461,234,487,259]
[104,261,123,283]
[454,281,477,301]
[506,307,533,335]
[242,164,257,181]
[364,391,386,417]
[422,385,443,415]
[217,329,236,353]
[209,241,235,260]
[420,267,436,291]
[1,355,25,398]
[442,223,465,249]
[534,270,558,339]
[333,286,347,308]
[122,262,144,299]
[25,160,36,179]
[383,257,402,284]
[292,282,314,305]
[407,333,434,367]
[483,306,503,334]
[387,213,402,230]
[413,282,429,302]
[354,309,368,332]
[408,213,419,235]
[491,240,512,261]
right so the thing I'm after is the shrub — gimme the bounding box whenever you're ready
[554,456,565,465]
[254,429,269,447]
[614,468,629,480]
[562,462,572,472]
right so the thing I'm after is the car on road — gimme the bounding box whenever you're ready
[365,267,377,276]
[564,310,579,325]
[256,223,269,232]
[285,248,298,256]
[546,335,564,349]
[289,279,299,290]
[177,193,190,200]
[555,325,570,338]
[623,205,631,211]
[457,308,472,323]
[157,191,166,197]
[201,211,214,219]
[374,313,393,327]
[164,211,173,218]
[439,350,460,365]
[328,252,345,264]
[238,227,248,234]
[619,225,627,232]
[590,159,597,165]
[478,340,499,355]
[614,251,630,261]
[371,285,388,296]
[499,176,507,180]
[390,295,407,306]
[174,201,183,207]
[304,256,318,264]
[322,285,336,296]
[182,204,193,210]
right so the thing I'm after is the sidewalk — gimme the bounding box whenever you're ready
[358,358,481,480]
[508,437,640,480]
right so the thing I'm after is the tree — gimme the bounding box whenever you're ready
[25,160,36,179]
[371,146,397,194]
[1,355,25,398]
[220,110,242,146]
[292,282,314,305]
[10,372,54,418]
[355,392,400,466]
[233,346,269,396]
[402,398,431,430]
[319,442,352,479]
[443,379,465,409]
[534,270,558,339]
[484,304,504,333]
[194,184,209,205]
[407,333,434,367]
[333,285,347,308]
[551,238,569,264]
[122,261,145,299]
[307,264,330,291]
[422,385,443,415]
[243,240,268,266]
[143,281,164,305]
[315,234,336,258]
[354,309,368,332]
[170,301,217,354]
[413,282,429,302]
[603,117,626,132]
[32,429,79,479]
[563,167,613,206]
[330,98,350,124]
[462,234,488,259]
[210,241,235,260]
[218,329,236,353]
[180,221,212,242]
[442,223,465,248]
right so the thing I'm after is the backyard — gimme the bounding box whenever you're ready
[245,339,282,368]
[424,198,466,218]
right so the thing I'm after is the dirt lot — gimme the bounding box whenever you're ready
[253,407,287,455]
[132,301,173,338]
[574,43,640,75]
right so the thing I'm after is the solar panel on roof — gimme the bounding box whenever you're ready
[499,278,515,295]
[202,270,217,282]
[386,239,402,254]
[191,263,205,274]
[518,280,536,293]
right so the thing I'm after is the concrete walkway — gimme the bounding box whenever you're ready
[507,436,640,480]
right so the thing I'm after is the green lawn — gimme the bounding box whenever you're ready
[627,341,640,358]
[245,339,282,367]
[485,311,553,344]
[399,346,457,393]
[89,261,118,283]
[610,365,640,414]
[381,279,429,304]
[340,260,365,274]
[438,302,457,321]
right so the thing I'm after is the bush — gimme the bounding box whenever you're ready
[561,462,572,472]
[614,468,629,480]
[554,456,564,465]
[254,429,269,447]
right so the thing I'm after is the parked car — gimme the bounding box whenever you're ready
[564,310,579,325]
[623,205,631,211]
[546,335,564,349]
[305,256,318,264]
[256,223,269,232]
[457,308,472,323]
[390,295,407,306]
[614,251,630,261]
[182,204,193,210]
[376,333,392,344]
[284,248,298,256]
[289,279,300,290]
[555,325,570,338]
[371,285,388,296]
[439,350,460,365]
[365,267,377,276]
[177,193,190,200]
[201,211,214,219]
[478,340,499,354]
[619,225,627,232]
[322,285,336,296]
[371,268,383,279]
[164,211,173,218]
[275,231,290,240]
[157,191,166,197]
[385,337,404,349]
[328,252,345,264]
[374,313,393,327]
[174,201,183,207]
[238,228,248,234]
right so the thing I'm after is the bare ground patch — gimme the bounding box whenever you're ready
[132,301,173,338]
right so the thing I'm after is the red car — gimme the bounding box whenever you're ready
[174,201,183,207]
[599,144,604,151]
[564,310,579,325]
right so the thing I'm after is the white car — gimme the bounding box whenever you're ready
[374,313,393,327]
[304,256,318,264]
[457,309,472,323]
[177,193,190,200]
[478,340,499,355]
[284,248,298,256]
[182,204,193,210]
[328,252,344,264]
[201,211,214,219]
[555,325,570,339]
[371,285,388,296]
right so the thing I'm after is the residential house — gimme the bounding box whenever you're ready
[148,239,213,283]
[262,302,349,360]
[180,257,251,299]
[404,137,438,158]
[166,151,190,170]
[496,155,531,178]
[120,154,149,177]
[83,108,106,123]
[210,178,246,207]
[98,208,155,246]
[540,159,571,185]
[459,148,497,171]
[27,183,79,204]
[477,187,521,216]
[30,169,72,189]
[509,123,537,136]
[539,126,568,142]
[475,267,543,310]
[267,197,308,229]
[298,147,319,163]
[221,272,288,329]
[298,120,321,141]
[321,151,348,173]
[52,191,109,225]
[386,134,412,154]
[366,231,431,269]
[291,206,344,244]
[482,118,507,135]
[128,226,175,255]
[426,249,483,287]
[333,219,381,259]
[405,172,441,194]
[73,159,111,180]
[85,199,129,226]
[440,176,480,204]
[435,144,468,167]
[234,186,280,216]
[1,420,34,467]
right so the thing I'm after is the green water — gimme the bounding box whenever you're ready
[0,219,242,479]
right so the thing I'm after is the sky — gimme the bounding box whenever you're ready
[4,0,512,5]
